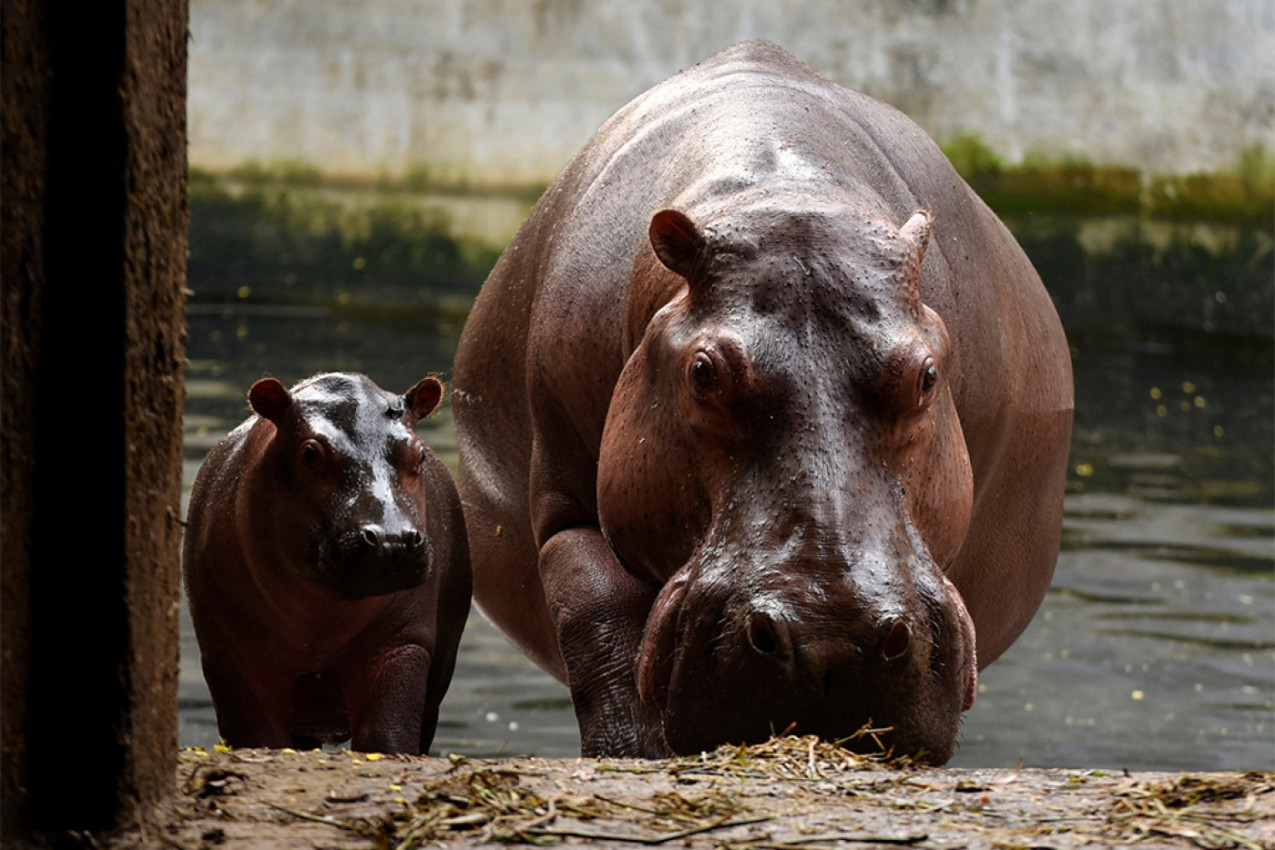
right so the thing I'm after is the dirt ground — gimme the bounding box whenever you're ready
[107,737,1270,850]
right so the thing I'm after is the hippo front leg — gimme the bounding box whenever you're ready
[343,644,432,755]
[541,528,671,757]
[201,654,294,748]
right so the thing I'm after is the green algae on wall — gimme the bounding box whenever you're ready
[1011,215,1273,340]
[941,135,1275,225]
[187,174,508,315]
[938,136,1274,340]
[188,161,1273,340]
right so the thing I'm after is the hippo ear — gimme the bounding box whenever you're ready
[248,377,292,422]
[900,209,933,257]
[899,209,933,291]
[649,209,707,280]
[900,209,932,254]
[405,375,444,422]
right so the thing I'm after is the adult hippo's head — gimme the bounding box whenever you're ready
[596,198,979,763]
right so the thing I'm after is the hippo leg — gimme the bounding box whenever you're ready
[201,656,293,748]
[541,528,670,757]
[416,578,470,754]
[342,645,432,755]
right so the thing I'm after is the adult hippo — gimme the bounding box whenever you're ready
[452,41,1072,763]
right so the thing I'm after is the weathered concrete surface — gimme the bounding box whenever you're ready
[188,0,1275,186]
[107,742,1272,849]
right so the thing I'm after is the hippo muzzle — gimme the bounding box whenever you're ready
[313,521,433,600]
[636,527,978,763]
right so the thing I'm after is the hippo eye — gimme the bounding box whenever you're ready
[391,438,427,474]
[919,358,939,396]
[300,439,323,467]
[689,353,716,394]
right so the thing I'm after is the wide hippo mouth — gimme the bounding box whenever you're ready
[310,531,432,600]
[636,563,978,764]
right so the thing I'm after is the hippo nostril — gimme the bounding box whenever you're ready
[359,527,382,549]
[881,618,911,662]
[407,530,425,549]
[746,611,779,655]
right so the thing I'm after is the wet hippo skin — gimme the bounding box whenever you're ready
[183,373,471,754]
[452,41,1073,763]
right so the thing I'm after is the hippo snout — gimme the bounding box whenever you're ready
[738,606,920,704]
[358,524,427,554]
[650,573,976,764]
[316,523,432,599]
[743,607,913,667]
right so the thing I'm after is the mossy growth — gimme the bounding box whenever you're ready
[221,158,325,188]
[939,135,1274,225]
[187,180,502,310]
[199,157,549,202]
[940,132,1006,180]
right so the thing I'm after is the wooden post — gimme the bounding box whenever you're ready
[1,0,188,838]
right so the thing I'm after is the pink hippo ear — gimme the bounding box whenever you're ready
[898,209,933,294]
[649,209,707,280]
[900,209,933,253]
[405,375,444,423]
[247,377,292,422]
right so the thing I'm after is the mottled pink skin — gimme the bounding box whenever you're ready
[183,373,471,754]
[453,42,1072,762]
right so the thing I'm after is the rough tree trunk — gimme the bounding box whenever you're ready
[1,0,188,840]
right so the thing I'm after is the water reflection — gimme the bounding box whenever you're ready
[180,195,1273,770]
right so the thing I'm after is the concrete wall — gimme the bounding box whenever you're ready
[189,0,1275,187]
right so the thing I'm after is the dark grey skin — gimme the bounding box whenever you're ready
[453,41,1072,763]
[183,372,471,754]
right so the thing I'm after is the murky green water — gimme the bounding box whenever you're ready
[180,189,1273,769]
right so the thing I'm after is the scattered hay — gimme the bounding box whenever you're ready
[1137,772,1275,808]
[1103,771,1275,850]
[146,738,1273,850]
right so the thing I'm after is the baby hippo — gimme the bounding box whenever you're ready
[183,372,471,754]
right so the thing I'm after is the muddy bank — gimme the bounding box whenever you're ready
[107,737,1271,849]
